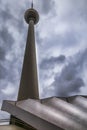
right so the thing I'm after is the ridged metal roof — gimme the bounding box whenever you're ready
[1,96,87,130]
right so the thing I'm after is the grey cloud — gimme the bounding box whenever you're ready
[0,0,27,89]
[36,31,43,45]
[42,0,54,13]
[0,4,21,99]
[40,55,66,69]
[0,0,28,119]
[0,110,10,120]
[0,2,26,34]
[38,30,80,54]
[0,90,17,101]
[41,48,87,98]
[17,19,26,33]
[39,0,87,50]
[59,0,87,22]
[0,80,18,104]
[45,30,81,49]
[56,49,87,96]
[0,47,6,60]
[0,26,15,81]
[0,9,13,22]
[40,0,55,14]
[0,27,15,49]
[0,65,7,79]
[0,5,21,83]
[75,48,87,68]
[61,31,79,47]
[51,63,84,97]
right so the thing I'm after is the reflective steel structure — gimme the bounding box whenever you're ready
[2,96,87,130]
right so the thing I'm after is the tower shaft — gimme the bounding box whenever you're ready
[18,20,39,100]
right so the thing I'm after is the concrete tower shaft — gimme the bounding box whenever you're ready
[17,8,39,100]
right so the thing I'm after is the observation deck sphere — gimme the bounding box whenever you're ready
[24,8,39,24]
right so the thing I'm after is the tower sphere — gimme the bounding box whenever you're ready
[24,8,39,24]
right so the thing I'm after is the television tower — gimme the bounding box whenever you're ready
[1,1,87,130]
[17,1,39,100]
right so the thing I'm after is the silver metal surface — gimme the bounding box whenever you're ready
[2,100,63,130]
[68,96,87,112]
[2,96,87,130]
[42,97,87,127]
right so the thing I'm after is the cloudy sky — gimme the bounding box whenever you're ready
[0,0,87,119]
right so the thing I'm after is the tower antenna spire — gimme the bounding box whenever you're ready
[31,0,33,8]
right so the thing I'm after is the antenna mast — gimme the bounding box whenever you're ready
[31,0,33,8]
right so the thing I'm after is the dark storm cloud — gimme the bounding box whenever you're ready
[63,0,87,22]
[75,48,87,68]
[0,9,13,22]
[0,47,5,60]
[0,3,23,80]
[42,0,54,13]
[0,26,15,82]
[0,3,20,93]
[43,30,81,50]
[0,26,15,80]
[40,0,55,14]
[61,31,79,47]
[0,0,27,97]
[0,94,16,101]
[55,49,87,96]
[40,55,66,69]
[0,5,26,34]
[0,27,14,48]
[0,65,7,79]
[42,49,87,97]
[0,0,29,119]
[51,63,84,97]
